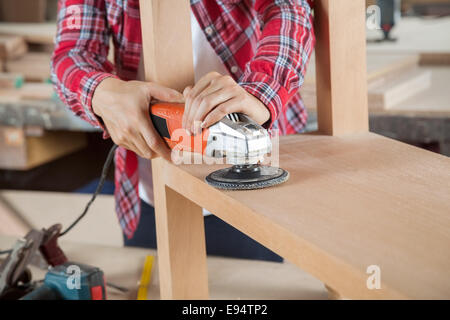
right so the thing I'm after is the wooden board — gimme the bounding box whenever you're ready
[5,52,51,81]
[139,0,194,92]
[155,132,450,299]
[0,35,27,60]
[302,65,447,114]
[0,73,23,89]
[0,235,328,300]
[368,68,432,110]
[0,127,87,170]
[303,52,420,87]
[0,83,54,102]
[314,0,369,135]
[0,23,56,45]
[0,0,47,23]
[301,52,421,111]
[19,83,54,100]
[305,66,450,117]
[151,180,209,299]
[371,66,450,117]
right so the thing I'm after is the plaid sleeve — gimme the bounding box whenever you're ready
[51,0,118,131]
[239,0,315,128]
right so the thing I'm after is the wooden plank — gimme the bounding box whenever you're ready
[368,68,432,110]
[0,127,87,170]
[0,82,54,102]
[385,66,450,115]
[314,0,369,135]
[0,73,23,89]
[152,159,209,299]
[0,34,27,60]
[139,0,194,92]
[0,0,47,23]
[0,22,56,45]
[157,132,450,299]
[5,52,51,81]
[19,83,54,100]
[303,52,420,87]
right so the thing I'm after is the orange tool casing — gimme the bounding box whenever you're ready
[150,102,209,155]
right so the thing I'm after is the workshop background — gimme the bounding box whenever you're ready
[0,0,449,299]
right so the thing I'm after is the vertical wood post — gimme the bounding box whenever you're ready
[314,0,369,135]
[152,160,209,299]
[140,0,208,299]
[139,0,195,92]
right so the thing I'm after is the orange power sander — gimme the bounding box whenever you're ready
[150,102,289,190]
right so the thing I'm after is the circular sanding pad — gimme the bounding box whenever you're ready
[205,165,289,190]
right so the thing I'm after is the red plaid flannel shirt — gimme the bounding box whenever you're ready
[51,0,315,239]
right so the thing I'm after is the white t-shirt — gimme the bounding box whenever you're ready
[138,10,229,208]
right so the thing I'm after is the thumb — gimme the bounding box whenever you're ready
[147,82,184,103]
[183,86,192,98]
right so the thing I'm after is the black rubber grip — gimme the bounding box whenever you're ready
[150,114,171,139]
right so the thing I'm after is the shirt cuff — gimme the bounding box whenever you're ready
[238,71,289,129]
[79,71,119,136]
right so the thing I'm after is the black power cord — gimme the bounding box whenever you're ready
[1,144,118,256]
[59,144,118,237]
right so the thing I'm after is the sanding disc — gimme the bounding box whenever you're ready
[205,164,289,190]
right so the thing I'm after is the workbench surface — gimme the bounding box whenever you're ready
[0,235,327,300]
[160,132,450,299]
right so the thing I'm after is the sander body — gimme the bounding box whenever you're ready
[150,102,289,190]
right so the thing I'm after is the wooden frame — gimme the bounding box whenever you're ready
[140,0,450,299]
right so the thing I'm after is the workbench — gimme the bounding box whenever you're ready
[0,235,328,300]
[151,133,450,299]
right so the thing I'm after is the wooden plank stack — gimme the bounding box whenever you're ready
[300,51,433,111]
[0,20,88,170]
[0,33,53,102]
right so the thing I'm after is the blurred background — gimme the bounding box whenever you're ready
[0,0,449,195]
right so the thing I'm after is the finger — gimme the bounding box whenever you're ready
[119,138,146,158]
[188,72,221,101]
[107,123,139,154]
[133,133,154,159]
[183,72,220,129]
[146,82,184,103]
[202,97,243,129]
[186,83,224,135]
[191,87,236,135]
[186,77,233,135]
[182,86,193,134]
[140,118,172,161]
[183,86,192,98]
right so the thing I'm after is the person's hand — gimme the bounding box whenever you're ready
[182,72,270,135]
[92,77,184,159]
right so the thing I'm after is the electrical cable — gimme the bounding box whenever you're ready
[0,249,12,256]
[59,144,118,237]
[0,145,117,257]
